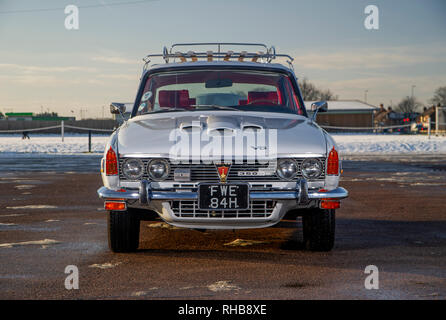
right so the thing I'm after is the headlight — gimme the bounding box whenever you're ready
[147,159,170,181]
[122,158,144,180]
[301,158,323,179]
[276,159,298,180]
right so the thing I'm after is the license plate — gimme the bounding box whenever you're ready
[198,183,249,210]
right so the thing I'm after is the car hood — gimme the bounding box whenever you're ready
[117,111,327,158]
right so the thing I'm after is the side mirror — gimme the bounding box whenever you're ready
[110,102,126,115]
[311,101,328,121]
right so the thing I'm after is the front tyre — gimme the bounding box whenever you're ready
[108,209,140,253]
[302,208,335,252]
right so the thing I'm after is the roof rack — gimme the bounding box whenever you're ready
[142,43,294,71]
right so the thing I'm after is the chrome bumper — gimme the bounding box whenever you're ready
[97,180,348,204]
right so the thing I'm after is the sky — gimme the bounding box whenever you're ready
[0,0,445,119]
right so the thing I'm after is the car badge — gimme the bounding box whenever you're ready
[216,164,231,183]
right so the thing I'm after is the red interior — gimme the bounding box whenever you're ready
[159,90,195,108]
[247,91,279,105]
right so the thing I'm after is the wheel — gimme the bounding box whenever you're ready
[108,208,140,253]
[302,208,335,252]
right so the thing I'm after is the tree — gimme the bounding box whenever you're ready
[395,96,422,113]
[298,78,338,101]
[430,86,446,106]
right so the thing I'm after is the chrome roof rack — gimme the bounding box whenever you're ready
[142,43,294,71]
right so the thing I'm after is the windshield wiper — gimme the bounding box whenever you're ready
[144,108,189,114]
[194,105,242,111]
[142,105,242,114]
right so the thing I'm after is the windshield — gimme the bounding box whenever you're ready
[134,69,304,116]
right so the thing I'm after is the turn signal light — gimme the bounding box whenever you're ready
[104,201,126,211]
[326,147,339,175]
[321,200,340,209]
[106,147,118,175]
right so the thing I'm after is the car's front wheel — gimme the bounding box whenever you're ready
[108,209,140,253]
[302,208,335,252]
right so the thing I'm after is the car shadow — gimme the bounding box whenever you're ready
[136,218,446,254]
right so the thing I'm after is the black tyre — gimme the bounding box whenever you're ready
[302,208,335,252]
[108,209,140,253]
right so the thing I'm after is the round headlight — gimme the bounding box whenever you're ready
[276,159,298,180]
[122,158,144,180]
[301,158,323,179]
[147,159,170,181]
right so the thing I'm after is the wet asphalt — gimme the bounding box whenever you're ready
[0,155,445,299]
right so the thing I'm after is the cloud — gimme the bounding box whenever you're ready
[290,45,446,71]
[288,44,446,105]
[97,73,138,80]
[316,74,445,105]
[0,63,96,73]
[91,56,138,64]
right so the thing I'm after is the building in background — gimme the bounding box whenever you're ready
[305,100,378,129]
[4,112,34,121]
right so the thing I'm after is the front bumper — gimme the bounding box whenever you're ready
[98,180,348,229]
[97,180,348,204]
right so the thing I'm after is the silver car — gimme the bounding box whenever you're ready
[98,43,348,252]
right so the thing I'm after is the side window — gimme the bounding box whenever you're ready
[137,78,155,115]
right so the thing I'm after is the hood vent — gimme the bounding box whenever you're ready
[179,122,203,133]
[207,127,236,136]
[242,124,264,132]
[206,115,238,136]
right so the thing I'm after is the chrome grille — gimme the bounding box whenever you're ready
[169,200,276,218]
[119,158,325,182]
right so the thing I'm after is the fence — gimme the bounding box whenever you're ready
[0,119,116,133]
[320,121,446,138]
[0,122,114,153]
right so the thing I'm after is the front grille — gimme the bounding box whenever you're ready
[169,200,276,218]
[119,158,325,182]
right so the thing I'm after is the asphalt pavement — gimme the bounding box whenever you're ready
[0,157,445,299]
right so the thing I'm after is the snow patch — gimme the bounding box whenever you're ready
[0,135,108,154]
[14,185,35,190]
[0,239,60,248]
[89,262,122,269]
[224,239,270,247]
[131,288,159,296]
[0,214,27,217]
[6,205,58,210]
[208,281,241,292]
[147,222,181,230]
[409,182,446,186]
[333,134,446,155]
[0,134,445,155]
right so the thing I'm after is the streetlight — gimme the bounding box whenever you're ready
[411,85,416,112]
[364,90,369,103]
